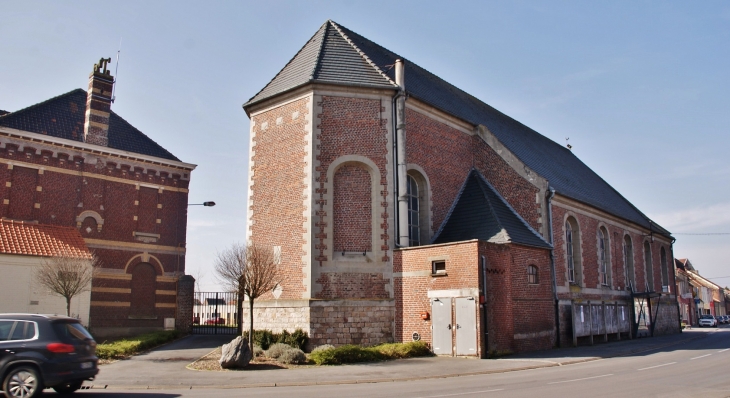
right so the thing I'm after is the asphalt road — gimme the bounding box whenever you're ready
[44,328,730,397]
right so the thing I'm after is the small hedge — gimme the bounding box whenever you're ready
[242,328,309,351]
[309,341,432,365]
[96,330,181,359]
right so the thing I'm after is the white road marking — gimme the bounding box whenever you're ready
[718,348,729,353]
[690,354,711,360]
[547,374,613,384]
[421,389,505,397]
[637,362,676,371]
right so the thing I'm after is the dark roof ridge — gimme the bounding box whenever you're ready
[108,110,179,161]
[329,20,397,87]
[472,168,551,248]
[431,168,474,243]
[0,88,86,122]
[244,21,329,107]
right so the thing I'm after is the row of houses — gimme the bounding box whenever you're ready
[675,258,729,326]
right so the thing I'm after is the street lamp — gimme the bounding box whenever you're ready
[189,201,216,207]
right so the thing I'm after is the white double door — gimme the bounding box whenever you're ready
[431,297,477,356]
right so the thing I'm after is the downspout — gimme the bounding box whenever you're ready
[481,254,489,357]
[546,187,560,347]
[394,59,409,248]
[671,236,682,333]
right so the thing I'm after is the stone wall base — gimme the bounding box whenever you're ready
[239,299,394,349]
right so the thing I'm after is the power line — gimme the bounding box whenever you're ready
[674,232,730,235]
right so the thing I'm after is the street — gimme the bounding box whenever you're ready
[64,328,730,398]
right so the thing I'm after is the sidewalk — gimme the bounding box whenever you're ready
[92,328,717,390]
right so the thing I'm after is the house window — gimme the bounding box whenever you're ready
[273,246,282,265]
[407,175,420,246]
[660,247,669,292]
[623,235,635,290]
[598,227,610,286]
[565,217,581,285]
[527,265,538,284]
[432,260,446,274]
[644,241,654,292]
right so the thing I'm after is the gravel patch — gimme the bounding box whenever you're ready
[187,347,316,371]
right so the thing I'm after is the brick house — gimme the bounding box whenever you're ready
[0,59,196,337]
[0,220,93,324]
[241,20,679,355]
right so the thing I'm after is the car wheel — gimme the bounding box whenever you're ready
[52,380,83,395]
[2,366,43,398]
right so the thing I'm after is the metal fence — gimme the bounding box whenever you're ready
[192,292,239,335]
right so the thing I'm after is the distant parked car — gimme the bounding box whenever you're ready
[723,315,730,324]
[699,314,718,328]
[204,318,226,325]
[0,314,98,397]
[717,315,728,325]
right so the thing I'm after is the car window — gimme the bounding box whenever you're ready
[0,321,14,341]
[53,322,94,341]
[9,321,36,340]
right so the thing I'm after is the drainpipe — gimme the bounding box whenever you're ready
[546,187,560,347]
[394,59,409,248]
[670,236,682,333]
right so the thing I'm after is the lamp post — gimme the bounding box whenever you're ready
[189,201,216,207]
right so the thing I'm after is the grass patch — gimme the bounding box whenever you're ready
[309,341,432,365]
[96,330,182,359]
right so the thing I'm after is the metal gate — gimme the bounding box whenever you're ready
[192,292,239,335]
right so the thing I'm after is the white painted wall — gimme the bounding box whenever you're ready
[0,253,91,325]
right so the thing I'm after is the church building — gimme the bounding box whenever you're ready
[242,20,680,356]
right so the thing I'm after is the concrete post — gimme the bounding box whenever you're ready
[176,275,195,334]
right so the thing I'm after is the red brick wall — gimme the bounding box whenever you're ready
[395,241,553,356]
[0,135,191,335]
[249,97,310,299]
[316,96,389,264]
[333,164,371,252]
[405,109,542,236]
[316,272,387,299]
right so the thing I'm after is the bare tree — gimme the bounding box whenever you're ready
[214,242,281,352]
[191,267,206,292]
[35,251,100,317]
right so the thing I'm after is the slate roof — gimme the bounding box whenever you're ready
[244,21,396,107]
[244,20,669,236]
[0,219,91,258]
[0,89,180,161]
[432,169,551,249]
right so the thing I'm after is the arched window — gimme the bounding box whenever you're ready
[660,247,669,292]
[598,227,610,286]
[527,265,539,284]
[565,217,581,285]
[406,175,420,246]
[644,241,654,292]
[623,235,635,289]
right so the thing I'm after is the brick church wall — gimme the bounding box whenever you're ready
[248,97,311,300]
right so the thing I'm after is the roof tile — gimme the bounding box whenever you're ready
[0,219,91,258]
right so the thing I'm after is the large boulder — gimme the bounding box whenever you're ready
[219,336,252,369]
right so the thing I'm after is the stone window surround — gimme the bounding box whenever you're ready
[597,223,611,288]
[563,213,583,287]
[406,164,433,246]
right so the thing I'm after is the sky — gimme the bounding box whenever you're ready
[1,1,729,290]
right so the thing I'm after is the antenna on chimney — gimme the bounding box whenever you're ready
[112,38,122,103]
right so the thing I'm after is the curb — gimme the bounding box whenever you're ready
[93,332,712,390]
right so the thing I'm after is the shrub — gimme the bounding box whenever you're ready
[242,329,309,351]
[253,345,264,357]
[278,348,307,364]
[96,330,181,359]
[308,342,432,365]
[374,342,432,359]
[309,345,384,365]
[265,343,292,359]
[311,344,335,353]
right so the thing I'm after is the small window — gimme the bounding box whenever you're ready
[432,260,446,274]
[273,246,282,265]
[527,265,539,284]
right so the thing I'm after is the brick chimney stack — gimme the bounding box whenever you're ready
[83,57,114,146]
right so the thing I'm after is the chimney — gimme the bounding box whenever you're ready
[83,57,114,146]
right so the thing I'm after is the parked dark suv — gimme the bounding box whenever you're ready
[0,314,98,397]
